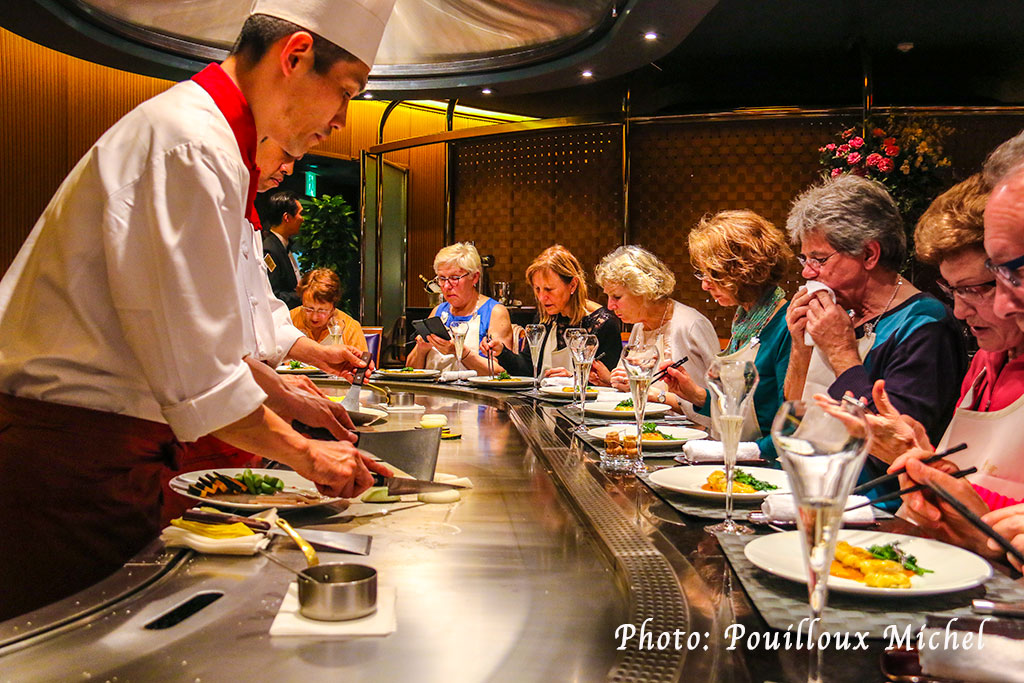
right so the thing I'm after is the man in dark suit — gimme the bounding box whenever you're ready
[262,190,304,308]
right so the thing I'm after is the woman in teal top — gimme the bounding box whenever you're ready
[661,210,794,461]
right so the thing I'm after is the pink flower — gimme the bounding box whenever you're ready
[877,158,894,172]
[847,152,862,165]
[850,137,865,148]
[825,143,836,151]
[831,168,843,177]
[885,145,900,157]
[838,144,851,154]
[865,153,883,167]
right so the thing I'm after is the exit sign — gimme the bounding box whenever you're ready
[305,171,317,197]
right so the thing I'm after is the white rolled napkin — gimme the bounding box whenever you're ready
[160,526,270,555]
[919,616,1024,683]
[761,493,875,524]
[683,440,761,462]
[439,369,477,382]
[802,280,836,346]
[540,376,574,388]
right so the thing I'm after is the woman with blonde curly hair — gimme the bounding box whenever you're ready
[480,245,621,378]
[659,210,794,458]
[598,245,719,416]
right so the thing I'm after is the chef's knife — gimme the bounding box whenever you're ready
[340,351,373,412]
[372,473,466,496]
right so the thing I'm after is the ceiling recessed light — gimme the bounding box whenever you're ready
[581,70,594,78]
[363,92,374,99]
[644,31,658,41]
[481,88,493,95]
[897,42,914,53]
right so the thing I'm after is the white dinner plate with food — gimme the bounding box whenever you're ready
[743,529,992,597]
[585,402,671,419]
[466,375,535,389]
[647,464,789,501]
[169,468,346,510]
[587,423,708,450]
[539,384,601,399]
[276,362,320,374]
[373,368,440,380]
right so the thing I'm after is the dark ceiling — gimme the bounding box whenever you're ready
[4,0,1024,119]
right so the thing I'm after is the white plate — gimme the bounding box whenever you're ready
[374,368,440,379]
[647,464,789,500]
[585,402,671,418]
[743,529,993,597]
[324,400,388,425]
[168,468,345,510]
[276,363,319,374]
[466,375,535,389]
[539,385,601,398]
[587,423,708,451]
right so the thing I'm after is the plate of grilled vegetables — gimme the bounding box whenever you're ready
[169,468,345,510]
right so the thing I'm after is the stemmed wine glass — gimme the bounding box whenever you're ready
[704,359,759,535]
[621,342,660,472]
[449,321,469,373]
[525,323,545,390]
[563,327,586,404]
[570,334,599,430]
[771,399,870,683]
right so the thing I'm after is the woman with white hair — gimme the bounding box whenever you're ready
[598,245,719,419]
[406,242,513,373]
[785,174,966,502]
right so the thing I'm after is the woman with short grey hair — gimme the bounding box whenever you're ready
[784,174,966,506]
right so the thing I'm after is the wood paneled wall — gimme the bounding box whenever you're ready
[0,27,504,309]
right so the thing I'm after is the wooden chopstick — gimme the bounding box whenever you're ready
[852,443,968,495]
[652,356,689,383]
[925,480,1024,567]
[845,466,977,511]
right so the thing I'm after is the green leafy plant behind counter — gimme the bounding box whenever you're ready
[292,194,360,317]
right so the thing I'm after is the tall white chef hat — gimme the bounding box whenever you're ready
[250,0,397,69]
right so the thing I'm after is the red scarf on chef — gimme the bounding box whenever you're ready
[191,63,262,230]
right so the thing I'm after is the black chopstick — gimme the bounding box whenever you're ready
[852,442,968,495]
[652,356,689,383]
[925,480,1024,567]
[845,466,977,511]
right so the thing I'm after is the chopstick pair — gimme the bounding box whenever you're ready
[652,356,689,383]
[925,480,1024,568]
[485,333,494,377]
[852,443,968,495]
[845,466,977,511]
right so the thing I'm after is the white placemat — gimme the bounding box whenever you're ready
[270,583,397,637]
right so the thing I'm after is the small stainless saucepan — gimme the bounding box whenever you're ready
[298,563,378,621]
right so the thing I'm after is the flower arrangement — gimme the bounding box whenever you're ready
[818,118,953,226]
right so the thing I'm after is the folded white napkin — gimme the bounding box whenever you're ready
[761,493,875,524]
[802,281,836,346]
[270,583,397,637]
[919,617,1024,683]
[683,440,761,462]
[160,526,270,555]
[439,370,477,382]
[540,376,574,388]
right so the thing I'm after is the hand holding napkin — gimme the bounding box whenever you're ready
[683,440,761,463]
[440,370,477,382]
[801,281,836,346]
[761,493,874,524]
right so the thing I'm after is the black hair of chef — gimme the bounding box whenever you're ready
[265,190,302,228]
[231,13,362,75]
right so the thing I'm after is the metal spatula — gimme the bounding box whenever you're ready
[340,351,373,412]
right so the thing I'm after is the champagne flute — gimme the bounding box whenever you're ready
[771,399,870,683]
[704,359,759,535]
[326,319,343,346]
[621,342,660,473]
[526,323,545,390]
[571,334,599,430]
[449,321,469,373]
[563,327,586,405]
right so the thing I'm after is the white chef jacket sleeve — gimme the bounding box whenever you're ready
[103,141,266,442]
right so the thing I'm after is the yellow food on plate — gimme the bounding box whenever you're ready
[642,432,666,441]
[830,541,914,588]
[701,470,758,494]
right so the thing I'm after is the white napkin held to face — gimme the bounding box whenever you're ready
[802,280,836,346]
[760,493,874,524]
[682,440,761,462]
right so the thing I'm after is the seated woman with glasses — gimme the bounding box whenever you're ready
[479,244,622,380]
[656,210,794,460]
[290,268,367,351]
[599,245,720,422]
[406,242,513,373]
[784,174,966,503]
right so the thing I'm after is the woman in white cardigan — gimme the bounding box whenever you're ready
[596,245,720,422]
